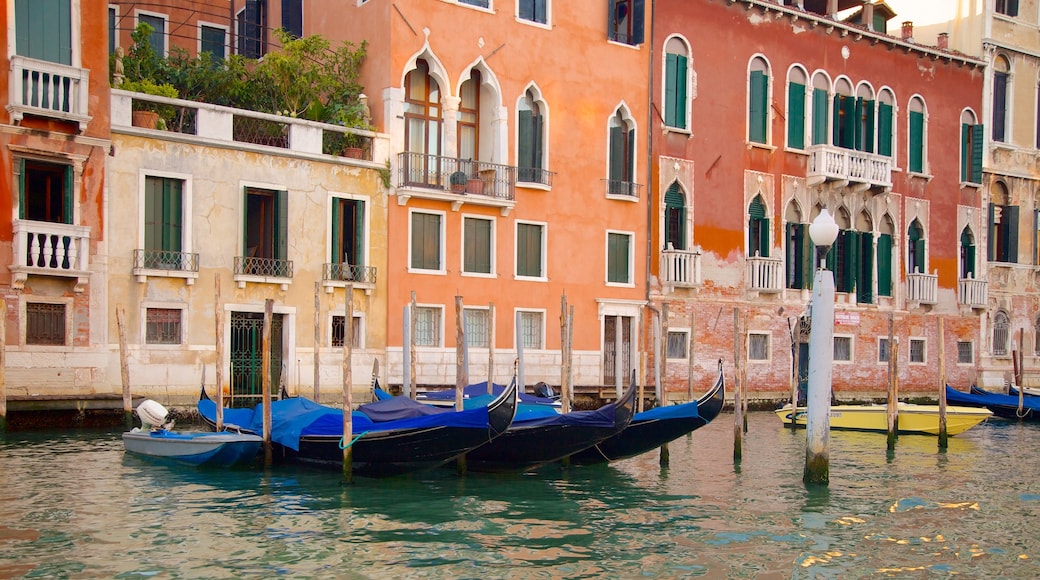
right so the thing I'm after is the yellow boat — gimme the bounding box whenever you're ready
[774,402,992,436]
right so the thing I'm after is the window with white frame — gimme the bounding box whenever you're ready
[518,88,549,185]
[414,306,442,347]
[908,96,927,174]
[666,330,688,360]
[749,332,770,361]
[786,66,807,150]
[833,335,852,362]
[25,301,68,346]
[331,315,362,348]
[518,0,547,24]
[909,338,925,364]
[200,23,227,59]
[606,231,634,285]
[145,307,182,345]
[463,216,494,275]
[516,221,546,279]
[464,308,490,348]
[992,55,1011,143]
[410,210,444,272]
[748,57,771,145]
[992,310,1010,357]
[958,341,973,364]
[878,336,891,363]
[137,12,168,57]
[518,310,544,349]
[663,37,690,131]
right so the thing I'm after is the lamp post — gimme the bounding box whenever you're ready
[804,208,839,486]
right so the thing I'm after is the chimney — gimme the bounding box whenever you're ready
[901,21,914,42]
[937,32,949,50]
[863,2,875,31]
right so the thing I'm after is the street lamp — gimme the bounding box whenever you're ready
[804,208,839,486]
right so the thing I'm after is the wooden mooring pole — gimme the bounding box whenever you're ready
[938,317,948,449]
[733,308,743,463]
[455,296,467,474]
[215,277,225,430]
[116,306,133,429]
[687,311,696,402]
[342,285,354,483]
[887,313,898,451]
[0,298,7,434]
[313,281,322,402]
[262,299,273,468]
[488,302,496,394]
[410,291,418,399]
[788,317,799,430]
[659,303,669,467]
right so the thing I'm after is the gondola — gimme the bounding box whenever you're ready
[948,385,1040,421]
[197,379,518,478]
[568,359,725,465]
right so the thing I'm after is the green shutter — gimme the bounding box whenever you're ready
[842,231,858,293]
[1007,205,1020,263]
[16,0,72,65]
[878,103,893,156]
[354,200,365,266]
[674,55,688,128]
[144,177,160,252]
[988,203,996,261]
[464,218,491,274]
[857,232,873,304]
[275,190,288,261]
[788,82,805,149]
[846,96,859,149]
[609,126,623,182]
[971,124,984,183]
[832,94,841,146]
[877,233,892,297]
[961,229,976,278]
[909,110,924,173]
[665,54,678,127]
[518,110,534,172]
[760,218,770,258]
[608,233,629,283]
[17,159,26,219]
[961,124,970,182]
[517,223,540,277]
[861,99,875,153]
[915,238,926,272]
[801,223,813,287]
[812,88,828,145]
[164,179,182,252]
[331,198,342,263]
[749,70,768,143]
[413,213,440,270]
[627,128,636,180]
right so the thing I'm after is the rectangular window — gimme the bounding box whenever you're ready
[331,315,362,348]
[20,160,72,224]
[607,232,632,284]
[242,187,289,276]
[909,338,925,364]
[109,7,117,55]
[993,71,1008,143]
[519,311,544,349]
[519,0,547,24]
[200,25,226,59]
[331,197,365,273]
[146,308,182,345]
[26,302,66,345]
[878,337,890,363]
[749,333,770,361]
[996,0,1019,17]
[608,0,645,45]
[957,341,973,364]
[833,336,852,362]
[516,222,545,278]
[666,331,688,360]
[410,211,443,271]
[460,0,490,7]
[463,217,493,275]
[464,308,490,348]
[237,1,265,58]
[414,306,442,347]
[144,176,184,256]
[15,0,72,64]
[787,81,805,149]
[139,13,166,57]
[281,0,303,38]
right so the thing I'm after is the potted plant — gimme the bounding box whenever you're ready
[120,78,178,130]
[449,170,468,193]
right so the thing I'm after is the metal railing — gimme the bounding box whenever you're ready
[12,220,90,273]
[517,167,555,187]
[747,254,784,293]
[907,271,938,305]
[661,248,701,288]
[322,263,377,284]
[234,256,293,278]
[133,249,200,272]
[397,153,516,201]
[958,276,988,308]
[604,179,641,198]
[9,55,90,131]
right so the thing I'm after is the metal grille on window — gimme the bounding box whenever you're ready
[833,336,851,362]
[26,303,65,345]
[993,311,1010,356]
[520,312,543,349]
[957,341,973,364]
[749,334,769,361]
[331,315,361,348]
[464,309,489,348]
[666,331,687,359]
[415,307,440,347]
[910,339,925,363]
[146,308,182,344]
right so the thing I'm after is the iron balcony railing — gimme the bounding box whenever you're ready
[661,247,701,288]
[397,152,516,201]
[133,249,199,272]
[9,55,91,131]
[517,167,555,187]
[807,144,892,190]
[322,262,377,284]
[907,271,938,305]
[604,179,641,198]
[958,276,988,308]
[747,254,784,293]
[234,256,294,279]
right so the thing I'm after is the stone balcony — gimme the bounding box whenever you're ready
[8,56,91,131]
[747,255,784,293]
[10,219,91,292]
[806,144,892,191]
[907,271,938,305]
[661,247,702,289]
[958,276,988,309]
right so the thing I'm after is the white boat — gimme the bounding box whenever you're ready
[122,400,262,467]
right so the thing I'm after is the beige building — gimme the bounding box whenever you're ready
[913,0,1040,388]
[105,90,390,406]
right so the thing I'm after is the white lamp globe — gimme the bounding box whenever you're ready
[809,208,839,248]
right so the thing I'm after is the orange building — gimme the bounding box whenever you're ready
[1,1,112,391]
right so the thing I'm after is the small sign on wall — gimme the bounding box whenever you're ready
[834,311,860,326]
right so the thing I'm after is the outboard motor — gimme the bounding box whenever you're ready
[533,381,556,400]
[136,399,172,431]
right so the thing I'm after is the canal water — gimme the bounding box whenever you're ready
[1,413,1037,579]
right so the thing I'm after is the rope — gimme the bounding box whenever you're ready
[339,431,369,450]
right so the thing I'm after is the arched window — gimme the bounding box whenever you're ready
[458,69,482,161]
[810,72,830,146]
[989,181,1018,263]
[518,88,548,184]
[854,210,874,304]
[908,219,925,274]
[786,66,807,149]
[877,215,895,297]
[664,37,690,130]
[748,57,770,144]
[403,59,442,186]
[785,201,808,289]
[608,107,636,196]
[993,55,1011,143]
[993,310,1010,357]
[961,109,983,183]
[908,96,926,173]
[664,182,686,250]
[832,78,855,149]
[877,88,895,157]
[748,195,769,257]
[960,227,976,279]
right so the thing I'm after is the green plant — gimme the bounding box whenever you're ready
[120,78,178,128]
[450,171,468,187]
[378,160,393,190]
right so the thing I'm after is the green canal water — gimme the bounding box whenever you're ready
[1,412,1037,579]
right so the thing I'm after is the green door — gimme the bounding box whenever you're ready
[229,312,284,408]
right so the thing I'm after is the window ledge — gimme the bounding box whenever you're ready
[606,193,640,203]
[460,271,497,279]
[784,147,809,156]
[406,267,447,276]
[514,275,548,283]
[663,126,692,136]
[747,141,777,153]
[606,281,636,288]
[134,268,199,285]
[606,39,643,50]
[234,274,292,291]
[321,279,375,295]
[959,180,982,189]
[515,16,550,29]
[517,181,551,192]
[907,171,933,182]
